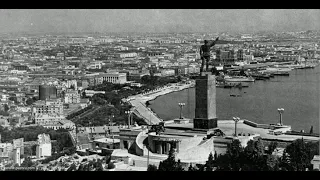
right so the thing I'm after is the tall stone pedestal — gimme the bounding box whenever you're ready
[193,72,218,130]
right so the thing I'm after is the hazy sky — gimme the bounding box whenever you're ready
[0,9,319,34]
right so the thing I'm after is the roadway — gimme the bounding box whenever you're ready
[127,82,194,125]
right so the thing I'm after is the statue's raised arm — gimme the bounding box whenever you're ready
[208,37,219,47]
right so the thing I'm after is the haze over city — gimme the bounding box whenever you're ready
[0,9,319,171]
[1,9,320,34]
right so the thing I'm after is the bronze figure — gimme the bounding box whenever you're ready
[200,37,219,73]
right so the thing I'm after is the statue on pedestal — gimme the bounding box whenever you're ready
[200,37,219,73]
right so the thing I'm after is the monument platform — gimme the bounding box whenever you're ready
[194,71,218,129]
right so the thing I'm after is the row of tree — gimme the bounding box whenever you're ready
[75,75,182,127]
[0,126,74,153]
[148,138,319,171]
[66,105,94,120]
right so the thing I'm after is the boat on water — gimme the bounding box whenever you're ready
[218,82,249,88]
[224,75,255,82]
[265,67,292,72]
[249,72,271,80]
[273,71,290,76]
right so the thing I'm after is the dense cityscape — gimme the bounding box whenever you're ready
[0,9,320,171]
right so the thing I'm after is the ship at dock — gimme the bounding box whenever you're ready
[224,75,255,82]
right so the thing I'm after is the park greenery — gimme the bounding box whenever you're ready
[69,75,182,126]
[149,138,319,171]
[0,125,73,154]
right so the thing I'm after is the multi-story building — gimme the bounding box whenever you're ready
[216,49,237,65]
[33,113,65,126]
[31,99,63,116]
[36,134,52,159]
[160,69,175,77]
[0,64,10,71]
[277,54,300,61]
[0,143,13,161]
[100,73,127,84]
[86,62,102,69]
[31,98,64,125]
[237,49,244,61]
[115,52,138,59]
[243,54,254,62]
[64,90,80,104]
[39,85,57,100]
[146,51,164,57]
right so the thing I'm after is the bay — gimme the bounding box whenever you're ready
[149,66,320,133]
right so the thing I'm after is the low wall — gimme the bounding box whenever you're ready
[285,131,320,137]
[243,120,275,129]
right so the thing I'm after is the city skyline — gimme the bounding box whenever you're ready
[0,9,320,34]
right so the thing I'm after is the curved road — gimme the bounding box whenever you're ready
[127,82,195,125]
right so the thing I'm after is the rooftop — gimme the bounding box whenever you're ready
[93,137,120,144]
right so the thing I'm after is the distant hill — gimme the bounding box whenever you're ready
[216,40,244,44]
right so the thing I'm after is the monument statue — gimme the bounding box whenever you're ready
[200,37,219,73]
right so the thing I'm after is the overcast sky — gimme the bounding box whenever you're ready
[0,9,319,34]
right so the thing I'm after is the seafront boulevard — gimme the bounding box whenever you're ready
[126,81,195,125]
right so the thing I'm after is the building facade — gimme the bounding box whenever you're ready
[100,73,127,84]
[31,98,64,125]
[64,90,80,104]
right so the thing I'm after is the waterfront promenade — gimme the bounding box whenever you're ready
[165,120,320,142]
[126,82,195,125]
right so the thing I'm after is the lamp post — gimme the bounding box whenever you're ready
[89,121,95,141]
[277,108,284,126]
[125,108,135,129]
[125,110,131,128]
[111,114,115,149]
[232,117,240,137]
[178,103,185,119]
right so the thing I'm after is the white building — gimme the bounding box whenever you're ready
[116,52,138,59]
[34,114,65,126]
[31,99,64,117]
[84,90,105,97]
[36,134,52,159]
[12,148,21,166]
[100,73,127,84]
[311,155,320,170]
[64,90,80,104]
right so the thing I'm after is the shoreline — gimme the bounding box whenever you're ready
[146,83,195,106]
[126,81,195,124]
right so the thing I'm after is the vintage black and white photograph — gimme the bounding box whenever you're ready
[0,9,319,171]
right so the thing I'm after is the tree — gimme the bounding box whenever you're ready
[147,164,158,171]
[20,157,34,167]
[24,146,33,156]
[9,96,18,103]
[284,138,316,171]
[95,159,104,171]
[77,164,85,171]
[205,152,215,171]
[0,110,9,116]
[107,162,115,169]
[3,104,9,112]
[188,164,198,171]
[158,147,184,171]
[26,98,34,106]
[279,150,292,171]
[225,139,244,171]
[267,141,278,155]
[67,163,77,171]
[265,154,280,171]
[150,124,165,135]
[242,138,265,171]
